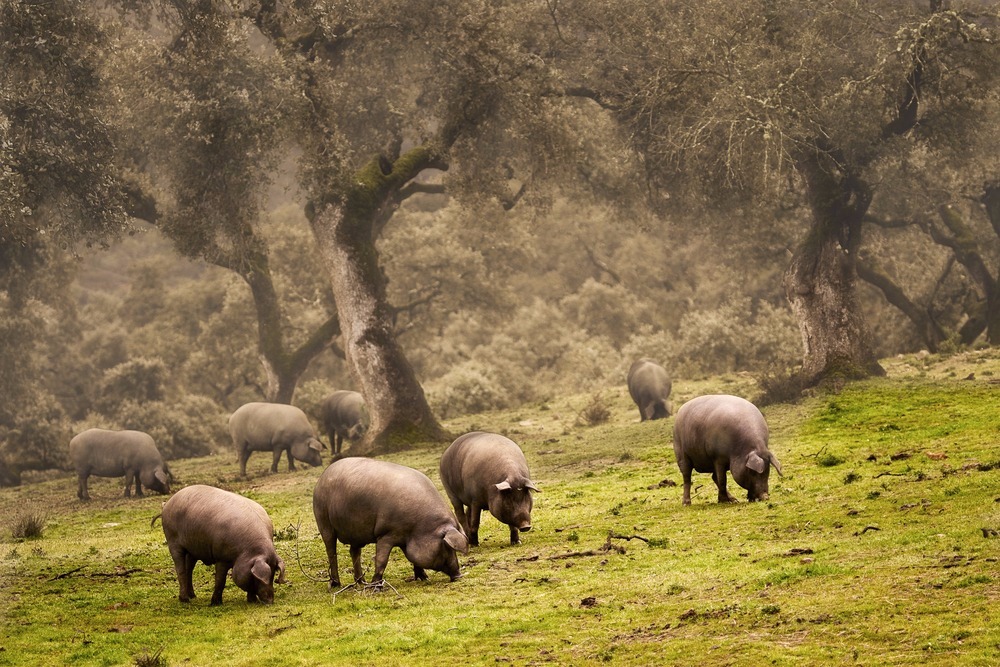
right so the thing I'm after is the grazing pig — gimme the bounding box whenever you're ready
[156,484,286,605]
[317,390,369,454]
[312,457,469,588]
[672,394,783,505]
[229,402,324,476]
[439,431,539,546]
[69,428,171,501]
[627,359,673,421]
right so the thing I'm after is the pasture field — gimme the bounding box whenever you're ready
[2,350,1000,666]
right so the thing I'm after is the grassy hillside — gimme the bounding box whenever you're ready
[2,351,1000,666]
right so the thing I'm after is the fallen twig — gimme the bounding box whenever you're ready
[874,472,907,479]
[332,579,403,602]
[90,569,141,578]
[608,532,649,543]
[48,566,84,581]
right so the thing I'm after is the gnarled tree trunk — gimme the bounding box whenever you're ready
[785,148,885,384]
[308,154,449,454]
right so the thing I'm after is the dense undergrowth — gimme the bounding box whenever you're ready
[2,350,1000,666]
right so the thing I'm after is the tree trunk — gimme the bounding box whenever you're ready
[241,255,341,405]
[856,258,947,352]
[982,182,1000,344]
[785,149,885,384]
[307,156,449,454]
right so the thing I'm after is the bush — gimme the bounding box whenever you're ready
[11,513,46,540]
[1,391,72,472]
[95,358,168,416]
[578,393,612,426]
[112,394,228,460]
[426,360,509,419]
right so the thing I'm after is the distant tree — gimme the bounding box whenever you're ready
[241,0,631,451]
[115,9,339,405]
[560,0,1000,384]
[0,0,133,482]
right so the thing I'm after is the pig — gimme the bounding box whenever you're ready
[69,428,171,501]
[317,390,369,455]
[627,358,673,421]
[229,402,324,477]
[439,431,539,546]
[672,394,783,505]
[155,485,286,605]
[312,457,469,588]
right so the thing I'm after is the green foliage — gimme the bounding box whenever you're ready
[0,391,70,471]
[112,395,227,460]
[95,358,168,415]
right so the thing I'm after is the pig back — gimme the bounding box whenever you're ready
[313,458,450,545]
[673,394,768,468]
[161,485,273,563]
[70,429,158,477]
[320,391,368,433]
[230,402,313,451]
[627,359,672,418]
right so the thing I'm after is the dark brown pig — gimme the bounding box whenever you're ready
[312,457,469,588]
[627,359,673,421]
[439,431,539,546]
[672,394,783,505]
[317,390,369,455]
[229,402,324,476]
[156,484,286,605]
[69,428,171,501]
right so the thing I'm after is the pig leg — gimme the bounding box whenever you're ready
[713,462,736,503]
[677,458,694,505]
[210,562,229,605]
[123,470,134,498]
[77,474,90,501]
[509,525,520,546]
[169,546,197,602]
[467,504,483,547]
[446,494,471,538]
[135,475,144,498]
[270,448,282,473]
[285,448,297,472]
[371,539,395,584]
[349,545,367,585]
[318,526,341,587]
[413,564,428,581]
[238,447,251,477]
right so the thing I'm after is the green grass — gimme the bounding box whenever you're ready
[3,350,1000,665]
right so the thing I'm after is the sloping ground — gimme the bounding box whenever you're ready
[2,349,999,666]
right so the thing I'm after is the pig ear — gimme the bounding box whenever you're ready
[768,451,783,477]
[746,451,767,474]
[309,438,323,452]
[154,469,169,486]
[524,480,540,492]
[495,481,512,492]
[443,527,469,555]
[275,556,287,584]
[251,557,272,584]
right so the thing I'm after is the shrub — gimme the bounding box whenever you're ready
[11,513,46,540]
[578,393,612,426]
[426,360,509,419]
[113,394,227,460]
[95,358,168,416]
[1,391,72,471]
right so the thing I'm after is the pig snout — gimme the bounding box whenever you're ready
[519,523,532,532]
